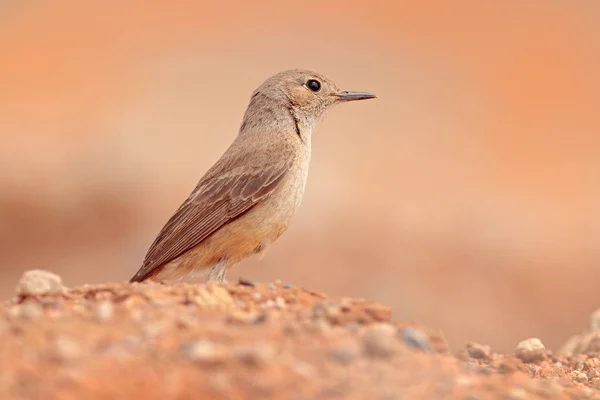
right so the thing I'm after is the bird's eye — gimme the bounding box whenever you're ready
[306,79,321,92]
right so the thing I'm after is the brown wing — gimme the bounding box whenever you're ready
[130,162,290,282]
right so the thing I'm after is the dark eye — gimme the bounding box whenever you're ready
[306,79,321,92]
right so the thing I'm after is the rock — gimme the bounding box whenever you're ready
[15,270,65,296]
[52,336,82,361]
[506,387,528,400]
[571,370,588,384]
[362,323,399,357]
[182,340,228,364]
[274,297,286,309]
[227,310,262,324]
[330,342,360,364]
[252,293,262,301]
[515,338,546,363]
[233,342,276,366]
[466,342,491,359]
[209,284,234,306]
[193,285,233,308]
[95,301,114,322]
[401,327,432,351]
[260,299,275,309]
[20,301,43,320]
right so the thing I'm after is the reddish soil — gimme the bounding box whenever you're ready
[1,270,600,400]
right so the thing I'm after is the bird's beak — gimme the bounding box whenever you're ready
[334,91,377,101]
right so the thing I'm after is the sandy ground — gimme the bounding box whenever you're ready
[1,270,600,399]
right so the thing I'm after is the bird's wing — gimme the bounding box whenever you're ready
[130,161,290,282]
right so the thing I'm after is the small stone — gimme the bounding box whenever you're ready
[20,301,43,320]
[330,342,360,364]
[52,336,82,361]
[234,343,275,366]
[303,319,331,334]
[267,284,275,291]
[209,285,234,306]
[141,322,164,338]
[228,310,261,324]
[274,297,286,309]
[252,292,262,301]
[263,300,276,309]
[506,387,528,400]
[274,279,282,285]
[312,302,341,319]
[515,338,546,363]
[362,323,398,357]
[15,270,64,296]
[571,370,588,384]
[401,327,432,351]
[95,301,114,322]
[282,283,293,289]
[182,340,228,364]
[466,342,491,359]
[455,376,471,386]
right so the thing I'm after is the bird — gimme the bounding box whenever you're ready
[129,69,376,284]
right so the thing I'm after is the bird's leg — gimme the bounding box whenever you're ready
[207,261,228,282]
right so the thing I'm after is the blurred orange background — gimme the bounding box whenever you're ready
[1,1,599,352]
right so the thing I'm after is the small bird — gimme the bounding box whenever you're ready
[130,69,376,283]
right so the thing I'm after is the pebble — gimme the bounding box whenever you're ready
[401,327,432,351]
[52,336,82,361]
[515,338,546,363]
[228,310,261,324]
[95,301,114,322]
[141,322,164,338]
[282,283,293,289]
[312,302,341,319]
[571,370,588,384]
[252,293,262,301]
[263,300,276,309]
[209,285,234,306]
[506,387,528,400]
[362,323,398,357]
[267,284,275,291]
[182,340,228,364]
[303,319,331,334]
[330,342,360,364]
[15,270,65,296]
[20,301,43,320]
[233,342,276,366]
[274,297,286,309]
[466,342,491,359]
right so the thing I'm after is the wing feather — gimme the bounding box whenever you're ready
[130,162,290,282]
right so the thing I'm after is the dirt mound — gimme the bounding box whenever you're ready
[1,270,599,399]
